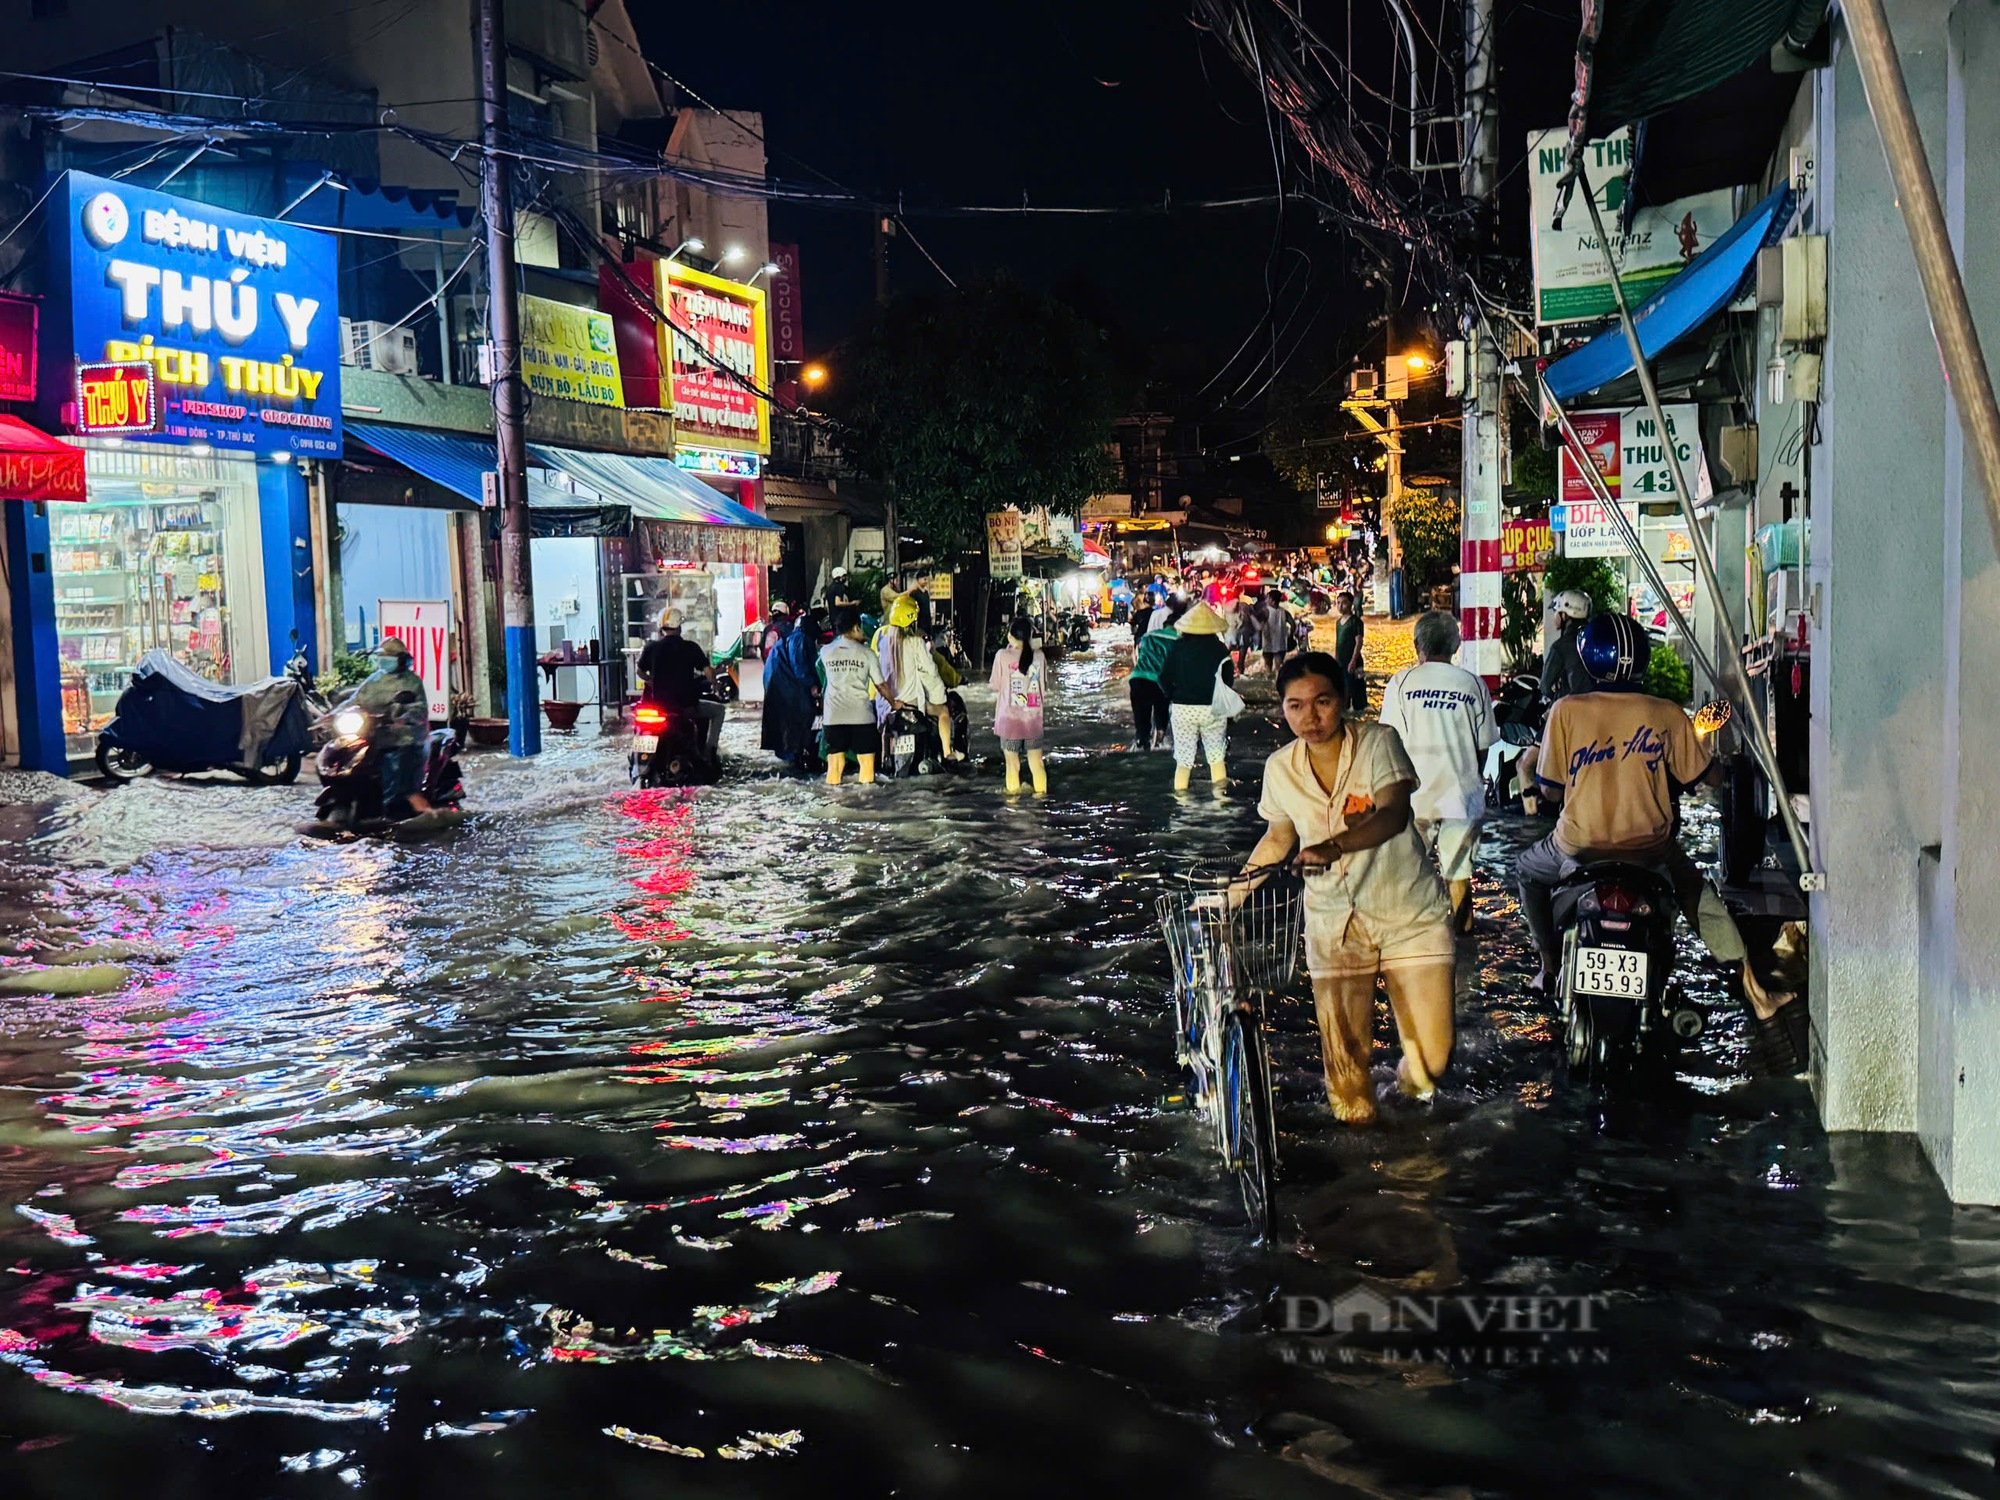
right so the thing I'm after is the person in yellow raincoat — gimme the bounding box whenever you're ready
[874,594,957,760]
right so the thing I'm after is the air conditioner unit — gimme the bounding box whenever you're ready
[1348,366,1380,399]
[340,317,421,376]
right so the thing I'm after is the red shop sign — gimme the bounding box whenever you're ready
[0,293,38,404]
[656,261,769,453]
[75,361,160,436]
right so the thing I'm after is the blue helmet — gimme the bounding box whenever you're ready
[1578,612,1652,687]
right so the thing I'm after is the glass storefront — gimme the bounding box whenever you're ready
[53,445,268,757]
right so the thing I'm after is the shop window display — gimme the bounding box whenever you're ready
[53,459,266,757]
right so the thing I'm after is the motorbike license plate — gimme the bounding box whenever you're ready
[892,734,916,756]
[634,734,659,754]
[1574,947,1649,998]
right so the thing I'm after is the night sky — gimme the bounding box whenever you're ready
[634,1,1580,382]
[634,1,1314,374]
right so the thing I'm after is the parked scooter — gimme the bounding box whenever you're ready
[1550,860,1708,1082]
[877,692,970,778]
[96,650,312,786]
[708,632,744,703]
[1482,672,1545,811]
[282,638,335,748]
[627,690,723,787]
[304,695,466,836]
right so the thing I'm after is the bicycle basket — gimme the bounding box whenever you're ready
[1156,868,1304,1002]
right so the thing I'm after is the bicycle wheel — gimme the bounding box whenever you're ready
[1220,1009,1278,1240]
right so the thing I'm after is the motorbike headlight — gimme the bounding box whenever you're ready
[334,708,367,738]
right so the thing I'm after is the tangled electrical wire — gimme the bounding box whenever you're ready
[1186,0,1489,319]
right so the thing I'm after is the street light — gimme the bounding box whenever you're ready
[667,235,705,261]
[802,363,829,391]
[1403,353,1429,372]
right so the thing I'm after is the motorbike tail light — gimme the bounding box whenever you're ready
[633,706,667,729]
[1593,884,1653,917]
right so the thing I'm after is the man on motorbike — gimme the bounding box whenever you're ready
[1541,590,1596,706]
[638,608,724,761]
[1514,613,1804,1060]
[354,637,432,814]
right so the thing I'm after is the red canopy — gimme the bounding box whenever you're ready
[0,416,85,503]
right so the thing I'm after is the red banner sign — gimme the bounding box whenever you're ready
[76,361,159,435]
[656,261,770,453]
[0,415,85,502]
[1560,411,1621,503]
[1500,516,1554,573]
[0,294,38,403]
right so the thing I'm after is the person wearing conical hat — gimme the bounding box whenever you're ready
[1157,601,1237,791]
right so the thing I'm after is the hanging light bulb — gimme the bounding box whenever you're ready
[1766,351,1789,405]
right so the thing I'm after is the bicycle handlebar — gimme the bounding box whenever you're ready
[1175,858,1301,891]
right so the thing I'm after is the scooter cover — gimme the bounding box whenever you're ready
[100,650,311,768]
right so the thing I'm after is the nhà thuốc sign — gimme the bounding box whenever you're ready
[1527,129,1735,326]
[1558,403,1709,509]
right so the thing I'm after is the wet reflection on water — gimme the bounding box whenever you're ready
[0,651,1994,1496]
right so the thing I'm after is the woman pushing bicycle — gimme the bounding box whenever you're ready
[1241,651,1457,1124]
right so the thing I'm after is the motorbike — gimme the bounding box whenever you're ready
[628,691,722,788]
[709,632,744,703]
[878,691,970,778]
[306,694,466,836]
[1058,610,1094,653]
[281,638,336,748]
[1550,860,1707,1081]
[1482,672,1545,811]
[96,649,313,786]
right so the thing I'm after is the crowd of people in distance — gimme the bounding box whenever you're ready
[630,544,1805,1121]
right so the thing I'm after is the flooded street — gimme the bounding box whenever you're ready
[2,642,1997,1498]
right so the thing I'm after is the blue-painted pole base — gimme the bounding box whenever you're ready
[505,622,541,757]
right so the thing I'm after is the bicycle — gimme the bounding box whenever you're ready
[1156,862,1304,1240]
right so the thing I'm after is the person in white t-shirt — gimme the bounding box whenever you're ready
[1378,610,1497,933]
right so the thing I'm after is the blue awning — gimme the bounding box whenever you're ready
[527,446,781,532]
[285,172,478,234]
[347,424,591,511]
[1543,182,1795,403]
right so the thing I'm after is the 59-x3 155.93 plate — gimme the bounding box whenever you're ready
[1574,947,1648,998]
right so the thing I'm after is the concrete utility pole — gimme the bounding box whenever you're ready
[479,0,540,756]
[1458,0,1504,679]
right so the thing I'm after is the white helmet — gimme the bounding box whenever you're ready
[1551,589,1591,622]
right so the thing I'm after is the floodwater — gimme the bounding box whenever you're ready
[0,641,1995,1499]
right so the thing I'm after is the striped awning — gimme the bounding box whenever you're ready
[529,445,781,564]
[347,424,583,511]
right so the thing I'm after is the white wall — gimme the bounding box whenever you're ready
[1922,0,2000,1201]
[1808,0,1953,1134]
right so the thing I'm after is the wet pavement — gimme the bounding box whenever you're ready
[0,636,1996,1498]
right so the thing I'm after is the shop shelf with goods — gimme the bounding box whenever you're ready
[50,494,240,753]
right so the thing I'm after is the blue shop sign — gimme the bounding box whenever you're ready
[56,170,341,457]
